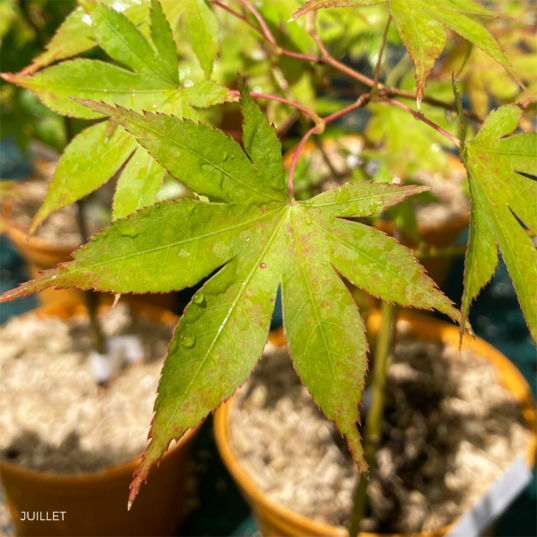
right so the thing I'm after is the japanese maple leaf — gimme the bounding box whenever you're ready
[20,0,217,79]
[291,0,523,104]
[1,0,231,231]
[0,87,462,503]
[456,94,537,342]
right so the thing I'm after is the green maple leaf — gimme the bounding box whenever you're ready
[21,0,216,79]
[2,0,231,233]
[182,0,219,79]
[291,0,523,102]
[455,92,537,342]
[0,87,462,502]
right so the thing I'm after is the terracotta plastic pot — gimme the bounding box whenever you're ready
[214,312,536,537]
[3,221,82,306]
[0,300,197,537]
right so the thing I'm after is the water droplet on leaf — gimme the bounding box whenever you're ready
[305,217,312,225]
[193,293,204,304]
[222,151,228,161]
[120,226,140,238]
[183,336,196,349]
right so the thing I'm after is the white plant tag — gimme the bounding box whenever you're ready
[90,335,143,383]
[108,335,143,364]
[447,455,532,537]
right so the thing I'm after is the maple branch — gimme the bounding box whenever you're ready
[279,49,320,63]
[240,0,276,46]
[315,42,374,87]
[212,1,263,37]
[371,15,391,99]
[324,93,370,125]
[212,1,319,61]
[64,114,106,357]
[76,198,105,356]
[389,90,482,123]
[385,98,460,147]
[309,26,331,59]
[288,93,370,198]
[305,16,482,122]
[350,300,396,535]
[288,125,319,198]
[215,0,481,122]
[228,89,322,124]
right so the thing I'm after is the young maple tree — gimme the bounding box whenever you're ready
[1,0,535,520]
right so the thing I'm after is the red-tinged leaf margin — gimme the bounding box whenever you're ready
[290,0,388,21]
[281,261,370,474]
[127,261,278,506]
[453,83,536,344]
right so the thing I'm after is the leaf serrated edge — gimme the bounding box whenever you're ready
[281,269,370,473]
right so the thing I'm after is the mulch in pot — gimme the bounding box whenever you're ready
[0,303,173,474]
[229,323,531,534]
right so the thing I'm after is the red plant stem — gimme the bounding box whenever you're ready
[324,93,370,125]
[216,2,482,121]
[307,23,481,121]
[240,0,276,46]
[212,1,263,37]
[386,98,460,147]
[212,2,319,62]
[309,26,375,87]
[228,89,322,124]
[280,49,320,63]
[214,0,481,121]
[371,15,391,97]
[287,126,319,198]
[288,93,370,198]
[310,27,330,59]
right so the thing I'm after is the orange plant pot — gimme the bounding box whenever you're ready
[2,218,176,311]
[0,300,197,537]
[214,312,536,537]
[4,221,82,306]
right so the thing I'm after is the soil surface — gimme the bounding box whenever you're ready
[229,323,531,533]
[0,304,174,474]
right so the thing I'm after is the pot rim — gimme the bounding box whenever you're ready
[3,215,80,256]
[0,298,199,484]
[214,310,536,537]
